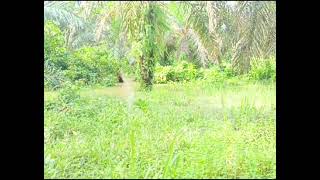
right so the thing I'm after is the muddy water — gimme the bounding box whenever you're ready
[45,77,138,112]
[91,77,136,97]
[120,76,136,111]
[90,76,137,111]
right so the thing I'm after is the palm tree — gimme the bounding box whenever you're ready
[44,1,276,87]
[118,1,169,90]
[166,1,276,72]
[44,1,104,50]
[231,1,276,73]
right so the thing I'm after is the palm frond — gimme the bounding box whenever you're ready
[95,10,112,42]
[44,5,84,30]
[70,30,96,49]
[186,28,210,67]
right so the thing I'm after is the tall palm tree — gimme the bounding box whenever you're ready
[118,2,169,90]
[231,1,276,73]
[167,1,276,72]
[44,1,276,86]
[44,1,104,49]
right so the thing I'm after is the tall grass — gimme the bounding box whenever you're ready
[44,80,275,179]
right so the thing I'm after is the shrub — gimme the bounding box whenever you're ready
[154,61,198,84]
[65,46,121,85]
[171,61,198,81]
[196,68,205,79]
[154,65,172,84]
[201,67,228,83]
[44,21,68,70]
[100,74,118,87]
[221,62,237,78]
[248,57,276,81]
[44,61,68,90]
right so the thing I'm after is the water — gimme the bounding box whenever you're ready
[121,76,135,112]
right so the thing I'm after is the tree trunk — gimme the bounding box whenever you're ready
[207,1,222,65]
[139,2,156,90]
[232,2,260,74]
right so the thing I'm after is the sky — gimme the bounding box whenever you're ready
[226,1,237,8]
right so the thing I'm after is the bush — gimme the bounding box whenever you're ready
[171,61,198,81]
[220,62,237,78]
[154,65,172,84]
[201,67,228,83]
[44,21,68,70]
[44,61,68,90]
[154,58,277,85]
[248,57,276,81]
[65,46,121,85]
[100,74,118,87]
[154,61,198,84]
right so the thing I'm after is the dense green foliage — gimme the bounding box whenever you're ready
[154,61,198,84]
[44,21,69,90]
[44,19,275,90]
[248,57,276,81]
[65,46,120,85]
[44,21,68,70]
[154,59,275,84]
[44,61,67,90]
[44,1,276,90]
[44,21,124,90]
[44,1,276,179]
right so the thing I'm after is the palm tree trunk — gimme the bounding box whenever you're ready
[207,1,222,65]
[139,2,156,90]
[232,2,260,74]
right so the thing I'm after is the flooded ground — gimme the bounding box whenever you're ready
[89,76,137,99]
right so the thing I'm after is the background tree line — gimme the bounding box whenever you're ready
[44,1,276,90]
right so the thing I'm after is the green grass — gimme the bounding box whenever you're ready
[44,80,276,179]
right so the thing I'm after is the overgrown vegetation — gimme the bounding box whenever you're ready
[44,1,276,90]
[45,82,275,179]
[154,58,275,84]
[44,1,276,179]
[248,57,276,81]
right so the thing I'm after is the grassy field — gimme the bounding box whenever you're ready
[44,80,276,179]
